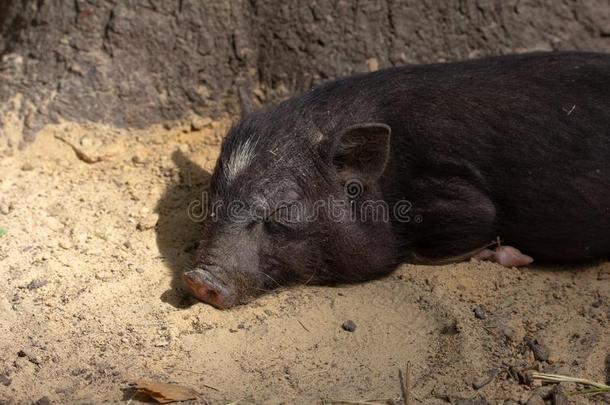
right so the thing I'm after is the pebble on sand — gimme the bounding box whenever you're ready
[474,306,487,320]
[526,394,545,405]
[526,339,549,362]
[33,396,51,405]
[95,272,113,281]
[136,213,159,231]
[58,239,73,250]
[341,320,357,332]
[0,200,12,215]
[26,279,48,290]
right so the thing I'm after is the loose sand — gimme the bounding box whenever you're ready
[0,119,608,404]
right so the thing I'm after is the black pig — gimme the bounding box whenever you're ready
[183,52,610,308]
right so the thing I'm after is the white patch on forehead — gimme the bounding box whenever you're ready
[223,137,257,182]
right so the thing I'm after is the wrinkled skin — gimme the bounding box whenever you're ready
[183,52,610,308]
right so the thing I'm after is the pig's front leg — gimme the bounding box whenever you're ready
[472,245,533,267]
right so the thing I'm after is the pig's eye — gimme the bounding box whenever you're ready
[263,203,301,234]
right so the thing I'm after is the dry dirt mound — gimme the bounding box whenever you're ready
[0,120,608,404]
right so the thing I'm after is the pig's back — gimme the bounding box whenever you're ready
[312,52,610,261]
[387,52,610,260]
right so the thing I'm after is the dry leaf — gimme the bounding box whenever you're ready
[133,380,199,403]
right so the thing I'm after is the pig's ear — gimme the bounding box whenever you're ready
[331,123,391,180]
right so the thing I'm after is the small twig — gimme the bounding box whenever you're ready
[166,367,220,391]
[532,372,610,396]
[399,362,411,405]
[405,362,411,405]
[573,387,610,395]
[531,372,610,390]
[297,319,310,332]
[53,134,102,163]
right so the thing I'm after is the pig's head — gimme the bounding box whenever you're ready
[183,116,397,308]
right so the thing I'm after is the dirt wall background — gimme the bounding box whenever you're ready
[0,0,609,154]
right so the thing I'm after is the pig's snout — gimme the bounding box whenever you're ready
[183,267,235,309]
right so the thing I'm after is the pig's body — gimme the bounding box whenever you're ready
[349,52,610,262]
[184,52,610,308]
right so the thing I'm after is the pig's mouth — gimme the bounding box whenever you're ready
[182,267,236,309]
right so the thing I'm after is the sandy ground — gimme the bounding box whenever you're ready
[0,119,609,405]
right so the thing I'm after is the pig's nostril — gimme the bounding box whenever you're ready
[200,286,217,301]
[182,270,232,309]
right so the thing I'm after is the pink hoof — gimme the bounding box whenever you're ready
[473,246,533,267]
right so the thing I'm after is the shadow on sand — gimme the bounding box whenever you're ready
[155,149,211,309]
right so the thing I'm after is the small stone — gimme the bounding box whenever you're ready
[135,267,145,274]
[17,349,41,365]
[0,374,11,386]
[176,143,190,154]
[190,116,212,131]
[472,369,497,390]
[474,306,487,320]
[26,279,48,290]
[131,154,145,165]
[68,63,84,75]
[123,240,132,249]
[366,57,379,72]
[532,385,554,400]
[153,340,169,347]
[0,201,11,215]
[21,163,34,171]
[341,320,357,332]
[58,240,73,250]
[95,271,112,281]
[526,395,545,405]
[440,320,459,335]
[33,396,51,405]
[551,385,569,405]
[136,213,158,231]
[527,339,549,362]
